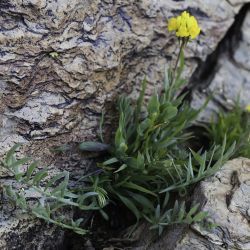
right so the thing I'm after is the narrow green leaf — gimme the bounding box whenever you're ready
[99,110,105,142]
[148,94,159,117]
[177,202,186,222]
[5,144,21,166]
[135,77,147,126]
[129,192,154,210]
[186,204,199,218]
[114,164,127,173]
[26,162,38,181]
[33,169,48,186]
[79,141,110,152]
[162,192,169,209]
[117,194,140,221]
[9,157,31,170]
[192,211,208,222]
[45,172,68,191]
[103,157,119,165]
[155,204,161,220]
[99,209,109,221]
[122,182,157,197]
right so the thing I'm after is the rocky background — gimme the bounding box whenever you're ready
[0,0,250,249]
[132,158,250,250]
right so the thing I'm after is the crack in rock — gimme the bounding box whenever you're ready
[190,3,250,122]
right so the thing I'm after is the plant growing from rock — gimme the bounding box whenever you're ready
[0,145,101,235]
[203,102,250,158]
[0,11,236,237]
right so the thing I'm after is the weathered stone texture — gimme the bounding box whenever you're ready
[0,212,64,250]
[132,158,250,250]
[0,0,247,160]
[175,158,250,250]
[0,0,250,249]
[191,5,250,121]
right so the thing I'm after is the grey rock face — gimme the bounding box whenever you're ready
[0,212,64,250]
[175,158,250,250]
[0,0,250,249]
[135,158,250,250]
[0,0,246,159]
[191,6,250,121]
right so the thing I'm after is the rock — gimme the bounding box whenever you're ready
[133,158,250,250]
[0,207,64,250]
[1,0,250,249]
[175,158,250,249]
[191,5,250,122]
[0,0,247,160]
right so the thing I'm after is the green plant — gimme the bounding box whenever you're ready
[0,11,236,238]
[78,65,234,234]
[203,102,250,158]
[144,196,208,235]
[0,144,102,235]
[1,66,235,238]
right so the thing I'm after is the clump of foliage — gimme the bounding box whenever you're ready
[203,102,250,158]
[0,144,101,235]
[1,80,234,236]
[1,53,235,236]
[0,11,236,238]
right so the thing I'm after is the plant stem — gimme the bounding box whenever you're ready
[171,40,185,85]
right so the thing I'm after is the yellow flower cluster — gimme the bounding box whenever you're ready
[168,11,201,39]
[246,105,250,112]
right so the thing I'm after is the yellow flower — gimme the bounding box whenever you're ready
[246,105,250,112]
[187,16,201,39]
[167,11,201,39]
[176,24,189,37]
[168,17,178,31]
[181,11,190,20]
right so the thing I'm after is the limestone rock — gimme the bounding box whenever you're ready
[135,158,250,250]
[191,6,250,122]
[0,207,64,250]
[175,158,250,249]
[1,0,250,249]
[0,0,247,160]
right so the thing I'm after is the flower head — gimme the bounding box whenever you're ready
[246,105,250,112]
[168,11,201,39]
[168,17,178,31]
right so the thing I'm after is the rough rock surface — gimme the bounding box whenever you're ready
[191,4,250,121]
[0,211,64,250]
[0,0,250,249]
[132,158,250,250]
[175,158,250,250]
[1,0,248,159]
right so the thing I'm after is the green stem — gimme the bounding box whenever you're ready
[171,40,185,85]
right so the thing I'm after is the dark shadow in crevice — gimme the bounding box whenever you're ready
[182,3,250,155]
[184,3,250,98]
[62,204,136,250]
